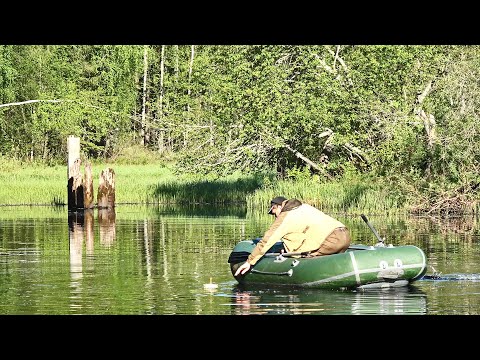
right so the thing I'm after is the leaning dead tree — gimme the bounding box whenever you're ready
[268,130,336,180]
[283,143,334,180]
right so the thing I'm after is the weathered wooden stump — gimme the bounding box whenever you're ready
[67,136,84,210]
[68,157,84,210]
[97,168,115,209]
[67,136,96,210]
[84,162,94,209]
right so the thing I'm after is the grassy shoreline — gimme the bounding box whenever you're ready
[0,160,408,215]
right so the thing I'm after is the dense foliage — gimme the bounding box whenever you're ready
[1,45,480,214]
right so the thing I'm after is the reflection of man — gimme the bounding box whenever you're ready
[234,292,252,315]
[235,197,351,276]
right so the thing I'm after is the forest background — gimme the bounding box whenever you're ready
[1,45,479,215]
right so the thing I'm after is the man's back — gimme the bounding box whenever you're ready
[279,203,345,253]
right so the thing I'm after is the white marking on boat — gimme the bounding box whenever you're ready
[350,252,361,284]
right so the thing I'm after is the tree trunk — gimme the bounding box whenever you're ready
[184,45,195,147]
[42,134,48,160]
[158,45,165,153]
[141,45,148,146]
[175,45,179,82]
[415,81,436,177]
[187,45,195,98]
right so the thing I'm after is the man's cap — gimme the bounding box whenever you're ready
[268,196,287,214]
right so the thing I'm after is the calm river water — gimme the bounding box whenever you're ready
[1,205,480,316]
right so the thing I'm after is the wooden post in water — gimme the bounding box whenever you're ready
[97,168,115,209]
[84,162,94,209]
[67,136,84,210]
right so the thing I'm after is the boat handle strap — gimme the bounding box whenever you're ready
[251,269,293,276]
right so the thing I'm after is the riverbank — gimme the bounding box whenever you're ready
[0,160,407,215]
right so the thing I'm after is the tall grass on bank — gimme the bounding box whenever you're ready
[0,159,406,214]
[0,160,262,206]
[0,160,176,206]
[247,179,405,216]
[0,159,67,206]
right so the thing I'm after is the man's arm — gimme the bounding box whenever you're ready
[247,212,288,265]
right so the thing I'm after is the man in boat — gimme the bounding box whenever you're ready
[234,197,351,276]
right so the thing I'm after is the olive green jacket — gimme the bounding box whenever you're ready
[247,200,346,265]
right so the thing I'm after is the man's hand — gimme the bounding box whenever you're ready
[234,261,252,276]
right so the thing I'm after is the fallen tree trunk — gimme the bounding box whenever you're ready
[284,144,334,180]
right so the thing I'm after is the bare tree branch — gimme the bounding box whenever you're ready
[313,46,353,86]
[283,143,334,179]
[343,142,369,163]
[312,53,335,74]
[319,128,333,138]
[325,46,350,75]
[416,80,433,107]
[0,99,64,108]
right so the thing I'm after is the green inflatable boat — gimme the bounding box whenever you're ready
[228,238,428,290]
